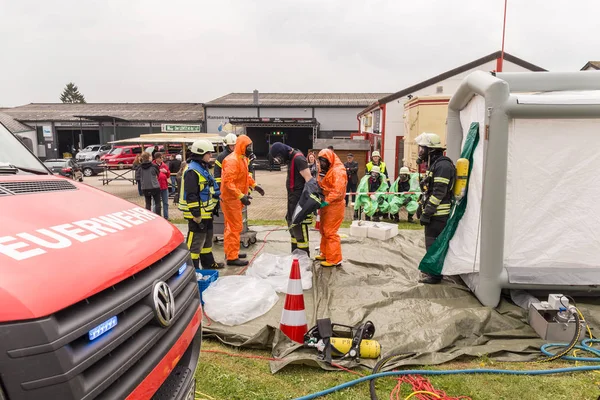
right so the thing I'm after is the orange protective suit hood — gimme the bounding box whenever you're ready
[317,149,347,204]
[235,135,252,156]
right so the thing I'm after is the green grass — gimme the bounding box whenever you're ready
[195,340,600,400]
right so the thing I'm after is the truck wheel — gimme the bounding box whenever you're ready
[95,155,100,160]
[250,237,257,244]
[83,168,94,177]
[242,240,250,248]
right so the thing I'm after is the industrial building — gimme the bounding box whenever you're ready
[0,103,203,160]
[204,92,390,157]
[357,51,546,180]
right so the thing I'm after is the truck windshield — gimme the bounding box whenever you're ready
[0,125,49,173]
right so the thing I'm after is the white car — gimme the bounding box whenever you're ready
[76,144,112,161]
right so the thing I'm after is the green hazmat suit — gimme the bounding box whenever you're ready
[354,174,389,217]
[387,173,420,215]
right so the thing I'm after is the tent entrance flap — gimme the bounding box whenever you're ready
[419,122,480,276]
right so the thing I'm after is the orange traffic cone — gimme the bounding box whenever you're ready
[279,259,308,343]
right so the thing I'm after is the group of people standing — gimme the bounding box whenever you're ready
[134,151,180,220]
[178,134,347,270]
[270,143,347,268]
[134,131,454,285]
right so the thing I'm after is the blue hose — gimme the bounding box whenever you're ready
[295,365,600,400]
[296,338,600,400]
[541,338,600,362]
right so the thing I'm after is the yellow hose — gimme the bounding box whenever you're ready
[404,391,441,399]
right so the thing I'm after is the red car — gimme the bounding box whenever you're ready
[0,126,202,399]
[100,145,145,168]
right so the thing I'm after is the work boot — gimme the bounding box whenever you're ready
[321,261,341,267]
[353,210,359,220]
[419,273,442,284]
[238,253,247,259]
[407,214,414,223]
[210,262,225,270]
[227,258,249,267]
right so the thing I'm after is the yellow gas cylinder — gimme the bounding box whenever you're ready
[453,158,470,200]
[330,337,381,359]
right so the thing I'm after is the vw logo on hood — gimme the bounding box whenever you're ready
[153,281,175,327]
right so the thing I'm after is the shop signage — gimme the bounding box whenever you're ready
[102,122,151,127]
[42,126,52,138]
[161,124,202,133]
[55,122,99,127]
[229,117,316,124]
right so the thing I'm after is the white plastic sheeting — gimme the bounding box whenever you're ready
[443,94,600,285]
[202,275,279,326]
[245,250,313,293]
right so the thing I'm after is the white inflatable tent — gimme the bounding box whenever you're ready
[443,71,600,307]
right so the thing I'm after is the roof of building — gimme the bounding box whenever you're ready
[0,103,204,122]
[0,111,34,133]
[581,61,600,70]
[363,51,546,112]
[205,93,392,108]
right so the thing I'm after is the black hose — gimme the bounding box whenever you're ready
[538,310,581,363]
[369,354,409,400]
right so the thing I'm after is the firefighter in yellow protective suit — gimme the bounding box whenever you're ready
[178,139,223,270]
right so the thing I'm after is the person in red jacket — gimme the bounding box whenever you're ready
[315,148,347,267]
[154,152,171,220]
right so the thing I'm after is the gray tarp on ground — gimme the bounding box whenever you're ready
[201,226,600,373]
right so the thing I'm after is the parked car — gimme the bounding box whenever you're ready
[76,144,112,161]
[79,160,105,177]
[100,145,144,168]
[43,159,83,181]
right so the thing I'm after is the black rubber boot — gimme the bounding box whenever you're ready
[407,214,414,223]
[238,253,247,259]
[227,258,249,267]
[210,262,225,270]
[419,273,442,284]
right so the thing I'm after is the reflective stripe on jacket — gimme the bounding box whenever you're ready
[179,160,220,220]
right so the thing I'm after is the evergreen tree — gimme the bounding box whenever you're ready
[60,82,86,103]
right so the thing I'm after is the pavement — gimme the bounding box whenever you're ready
[86,168,365,221]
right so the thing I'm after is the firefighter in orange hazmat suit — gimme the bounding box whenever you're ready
[315,149,347,267]
[221,135,265,266]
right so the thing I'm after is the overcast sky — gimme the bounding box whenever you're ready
[0,0,597,106]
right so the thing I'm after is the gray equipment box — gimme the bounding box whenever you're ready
[528,303,586,342]
[214,206,248,235]
[213,206,258,248]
